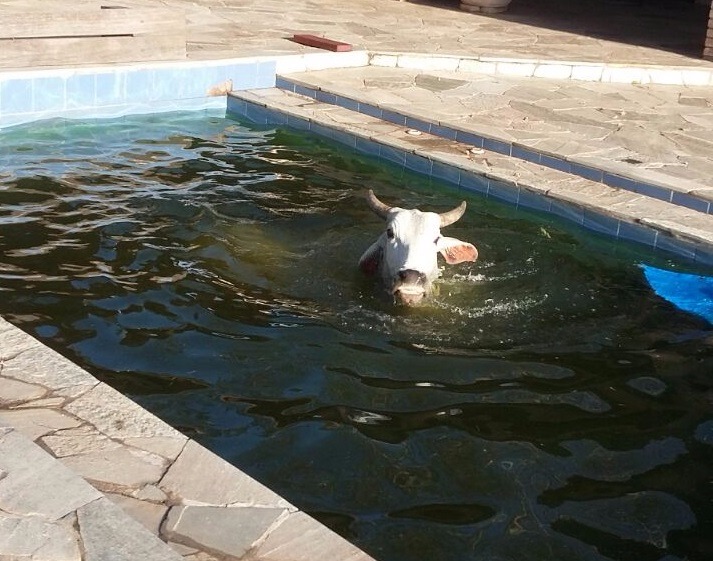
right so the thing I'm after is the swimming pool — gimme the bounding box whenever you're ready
[1,111,711,561]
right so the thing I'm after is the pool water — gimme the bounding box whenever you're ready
[1,111,712,561]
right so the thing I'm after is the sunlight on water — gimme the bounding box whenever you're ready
[1,111,712,561]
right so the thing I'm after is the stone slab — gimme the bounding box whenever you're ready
[106,493,169,535]
[0,512,81,561]
[163,505,285,558]
[78,497,183,561]
[254,511,376,561]
[64,382,187,442]
[0,408,82,441]
[0,377,46,404]
[160,439,295,509]
[0,428,101,521]
[60,445,167,490]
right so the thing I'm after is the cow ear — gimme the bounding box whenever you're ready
[358,242,383,276]
[437,237,478,264]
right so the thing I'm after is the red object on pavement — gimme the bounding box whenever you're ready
[291,34,352,52]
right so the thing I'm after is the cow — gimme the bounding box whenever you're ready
[358,190,478,305]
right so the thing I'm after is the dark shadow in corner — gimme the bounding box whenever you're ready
[410,0,711,59]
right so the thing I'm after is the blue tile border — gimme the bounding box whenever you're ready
[0,59,278,129]
[274,76,713,216]
[482,137,512,156]
[512,145,541,164]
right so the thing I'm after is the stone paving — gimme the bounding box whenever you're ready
[0,316,374,561]
[279,64,713,207]
[1,0,713,69]
[2,0,713,559]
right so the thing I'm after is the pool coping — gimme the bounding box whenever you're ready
[2,48,713,559]
[274,73,713,216]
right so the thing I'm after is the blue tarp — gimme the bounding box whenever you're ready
[641,265,713,324]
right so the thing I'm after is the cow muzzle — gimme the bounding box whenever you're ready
[392,269,429,306]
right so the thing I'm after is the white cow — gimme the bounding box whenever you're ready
[359,190,478,305]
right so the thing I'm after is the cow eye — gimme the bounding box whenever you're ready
[386,227,395,240]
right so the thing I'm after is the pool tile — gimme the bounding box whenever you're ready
[226,96,248,117]
[32,76,65,112]
[355,136,381,158]
[583,209,621,237]
[63,73,96,111]
[275,76,295,92]
[0,78,33,114]
[482,137,511,156]
[550,199,584,225]
[518,188,552,213]
[430,124,457,140]
[382,109,406,126]
[331,128,357,149]
[571,161,604,182]
[671,191,710,214]
[459,170,489,195]
[316,90,337,104]
[255,61,277,88]
[655,233,698,262]
[359,103,383,120]
[694,246,713,265]
[405,152,432,176]
[286,114,311,131]
[379,144,406,167]
[454,130,484,148]
[244,103,277,124]
[149,68,192,102]
[404,116,432,134]
[335,95,359,112]
[311,122,336,140]
[633,182,673,204]
[540,154,572,174]
[431,160,460,185]
[618,220,657,248]
[572,64,604,82]
[512,145,541,164]
[293,84,317,99]
[229,64,260,91]
[95,72,127,106]
[124,69,153,102]
[488,179,519,204]
[603,172,638,193]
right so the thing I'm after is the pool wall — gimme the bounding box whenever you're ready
[0,52,369,129]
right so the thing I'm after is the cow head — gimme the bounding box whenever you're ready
[359,190,478,305]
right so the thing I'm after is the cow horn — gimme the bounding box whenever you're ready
[439,201,467,227]
[365,189,392,219]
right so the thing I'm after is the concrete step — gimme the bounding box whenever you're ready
[273,68,713,217]
[228,86,713,265]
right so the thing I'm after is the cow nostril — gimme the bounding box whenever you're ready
[398,269,426,284]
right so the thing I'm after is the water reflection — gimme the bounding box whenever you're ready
[1,112,712,561]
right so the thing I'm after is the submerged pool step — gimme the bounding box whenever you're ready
[228,87,713,265]
[274,74,713,217]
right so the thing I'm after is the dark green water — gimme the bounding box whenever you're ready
[1,111,712,561]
